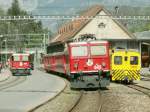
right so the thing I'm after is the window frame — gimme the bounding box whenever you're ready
[90,45,107,56]
[71,45,88,57]
[114,56,122,65]
[22,55,29,61]
[130,56,138,65]
[13,56,20,61]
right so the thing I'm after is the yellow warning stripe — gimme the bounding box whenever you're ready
[112,70,140,81]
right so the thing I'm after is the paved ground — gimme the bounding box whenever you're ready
[0,69,66,112]
[0,69,11,82]
[140,68,150,75]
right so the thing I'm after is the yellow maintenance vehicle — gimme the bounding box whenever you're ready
[111,49,141,83]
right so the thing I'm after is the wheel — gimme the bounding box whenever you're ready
[12,73,15,76]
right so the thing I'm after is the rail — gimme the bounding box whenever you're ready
[68,90,103,112]
[127,84,150,98]
[0,76,26,91]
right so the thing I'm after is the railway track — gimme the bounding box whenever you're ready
[31,79,99,112]
[141,76,150,81]
[68,90,103,112]
[29,79,69,112]
[32,69,105,112]
[127,84,150,97]
[141,78,150,81]
[0,76,27,91]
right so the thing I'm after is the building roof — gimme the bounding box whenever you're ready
[51,5,135,43]
[134,31,150,40]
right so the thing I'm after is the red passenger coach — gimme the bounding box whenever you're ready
[43,39,110,88]
[9,53,32,75]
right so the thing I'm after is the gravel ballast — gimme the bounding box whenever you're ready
[101,83,150,112]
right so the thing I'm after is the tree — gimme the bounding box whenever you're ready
[0,8,5,16]
[5,0,52,49]
[7,0,21,16]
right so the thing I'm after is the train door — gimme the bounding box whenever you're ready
[111,52,123,81]
[128,52,141,80]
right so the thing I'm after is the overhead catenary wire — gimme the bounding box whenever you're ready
[0,15,150,21]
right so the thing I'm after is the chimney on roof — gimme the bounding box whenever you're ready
[115,6,119,15]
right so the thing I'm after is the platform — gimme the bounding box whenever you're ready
[0,69,11,82]
[0,69,66,112]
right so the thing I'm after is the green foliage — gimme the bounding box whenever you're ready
[0,8,5,16]
[113,6,150,33]
[7,0,21,16]
[0,0,51,50]
[128,21,150,33]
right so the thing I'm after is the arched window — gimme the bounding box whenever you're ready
[98,22,106,28]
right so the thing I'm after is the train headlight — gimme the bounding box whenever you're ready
[20,62,23,66]
[86,59,93,66]
[102,62,106,68]
[74,63,78,69]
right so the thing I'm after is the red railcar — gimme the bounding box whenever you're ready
[43,40,110,88]
[9,53,32,75]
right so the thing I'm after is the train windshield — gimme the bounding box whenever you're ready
[13,56,20,61]
[13,55,29,61]
[22,55,29,61]
[130,56,138,65]
[114,56,122,65]
[72,46,88,57]
[90,45,106,56]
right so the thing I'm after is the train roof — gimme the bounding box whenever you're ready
[112,49,139,53]
[69,41,109,45]
[12,53,30,56]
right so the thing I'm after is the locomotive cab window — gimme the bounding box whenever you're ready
[71,46,88,57]
[22,56,29,61]
[90,45,106,56]
[13,56,20,61]
[114,56,122,65]
[130,56,138,65]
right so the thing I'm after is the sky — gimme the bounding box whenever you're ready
[1,0,150,32]
[0,0,39,11]
[1,0,150,12]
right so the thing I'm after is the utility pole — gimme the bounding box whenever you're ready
[0,35,3,63]
[15,29,19,52]
[6,22,10,64]
[43,33,46,53]
[87,0,90,8]
[5,38,8,64]
[2,39,7,67]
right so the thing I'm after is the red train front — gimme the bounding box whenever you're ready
[68,41,110,88]
[9,53,31,75]
[43,39,110,88]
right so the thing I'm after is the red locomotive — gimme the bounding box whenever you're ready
[9,53,32,75]
[43,35,110,88]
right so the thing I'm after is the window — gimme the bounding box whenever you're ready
[13,56,20,61]
[91,45,106,56]
[130,56,138,65]
[22,55,29,61]
[98,22,106,28]
[124,56,128,61]
[47,44,65,54]
[114,56,122,65]
[72,46,88,57]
